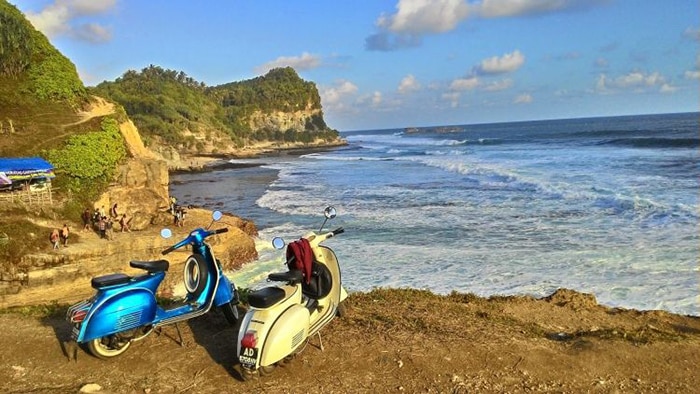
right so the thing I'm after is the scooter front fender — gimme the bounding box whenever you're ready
[79,288,157,343]
[213,274,235,307]
[340,286,348,303]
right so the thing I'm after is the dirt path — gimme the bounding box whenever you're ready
[0,288,698,393]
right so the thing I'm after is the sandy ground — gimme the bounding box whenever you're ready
[0,288,698,393]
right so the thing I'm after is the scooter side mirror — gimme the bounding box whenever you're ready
[160,228,173,239]
[324,206,337,220]
[272,237,285,250]
[212,210,223,221]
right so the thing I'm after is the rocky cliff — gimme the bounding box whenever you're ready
[0,101,260,308]
[2,208,258,308]
[246,106,321,132]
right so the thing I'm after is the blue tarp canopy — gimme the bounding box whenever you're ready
[0,157,55,185]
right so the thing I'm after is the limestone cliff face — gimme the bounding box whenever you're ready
[94,118,170,230]
[246,105,323,132]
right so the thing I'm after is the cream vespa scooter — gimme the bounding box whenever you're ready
[236,206,347,379]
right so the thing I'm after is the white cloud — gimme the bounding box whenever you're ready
[475,0,592,18]
[320,80,359,108]
[595,71,674,94]
[377,0,470,34]
[398,74,421,94]
[614,71,663,88]
[482,78,513,91]
[73,23,112,43]
[684,70,700,80]
[442,92,461,108]
[23,0,115,42]
[255,52,321,74]
[514,93,533,104]
[371,91,383,106]
[374,0,598,36]
[475,50,525,74]
[449,76,479,91]
[659,83,677,93]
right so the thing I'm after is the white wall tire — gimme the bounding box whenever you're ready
[86,336,132,359]
[183,254,208,296]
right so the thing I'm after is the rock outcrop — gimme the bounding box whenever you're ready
[246,106,322,132]
[1,209,258,308]
[0,101,260,308]
[93,114,170,230]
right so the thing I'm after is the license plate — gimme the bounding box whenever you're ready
[239,347,258,367]
[71,324,80,340]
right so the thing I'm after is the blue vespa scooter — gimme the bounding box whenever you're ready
[65,210,239,359]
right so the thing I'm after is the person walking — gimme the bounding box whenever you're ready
[105,217,114,240]
[98,217,107,239]
[120,214,131,232]
[50,229,60,250]
[60,224,69,247]
[81,208,91,232]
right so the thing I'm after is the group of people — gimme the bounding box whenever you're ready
[170,196,187,227]
[49,224,70,249]
[50,203,134,250]
[81,203,131,241]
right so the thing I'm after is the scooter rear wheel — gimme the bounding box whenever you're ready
[86,336,132,359]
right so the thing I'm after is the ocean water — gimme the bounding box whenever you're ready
[170,112,700,316]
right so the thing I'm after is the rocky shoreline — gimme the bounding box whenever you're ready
[169,139,348,174]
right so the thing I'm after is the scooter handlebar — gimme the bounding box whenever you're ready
[160,227,228,255]
[332,227,345,236]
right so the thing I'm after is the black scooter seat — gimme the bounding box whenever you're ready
[130,259,169,273]
[248,287,287,308]
[91,273,130,289]
[268,269,303,285]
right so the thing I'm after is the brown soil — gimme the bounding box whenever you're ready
[1,288,698,393]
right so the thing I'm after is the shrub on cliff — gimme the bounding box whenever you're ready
[44,117,127,206]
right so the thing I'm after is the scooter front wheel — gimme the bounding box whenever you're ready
[220,300,240,325]
[86,336,132,359]
[336,300,347,317]
[259,364,276,376]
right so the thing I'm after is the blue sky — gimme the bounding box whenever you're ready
[11,0,700,131]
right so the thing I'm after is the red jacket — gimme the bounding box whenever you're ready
[286,238,313,284]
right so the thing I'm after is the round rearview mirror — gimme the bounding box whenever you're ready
[212,210,223,221]
[160,228,173,239]
[324,206,337,220]
[272,237,285,250]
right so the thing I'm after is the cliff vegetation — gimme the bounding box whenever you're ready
[91,65,342,157]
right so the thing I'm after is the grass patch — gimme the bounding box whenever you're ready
[0,301,69,318]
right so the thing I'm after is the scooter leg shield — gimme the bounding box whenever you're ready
[259,305,310,367]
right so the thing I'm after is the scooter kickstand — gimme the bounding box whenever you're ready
[175,322,184,347]
[316,331,325,352]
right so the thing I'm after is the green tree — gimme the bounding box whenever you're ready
[44,117,127,198]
